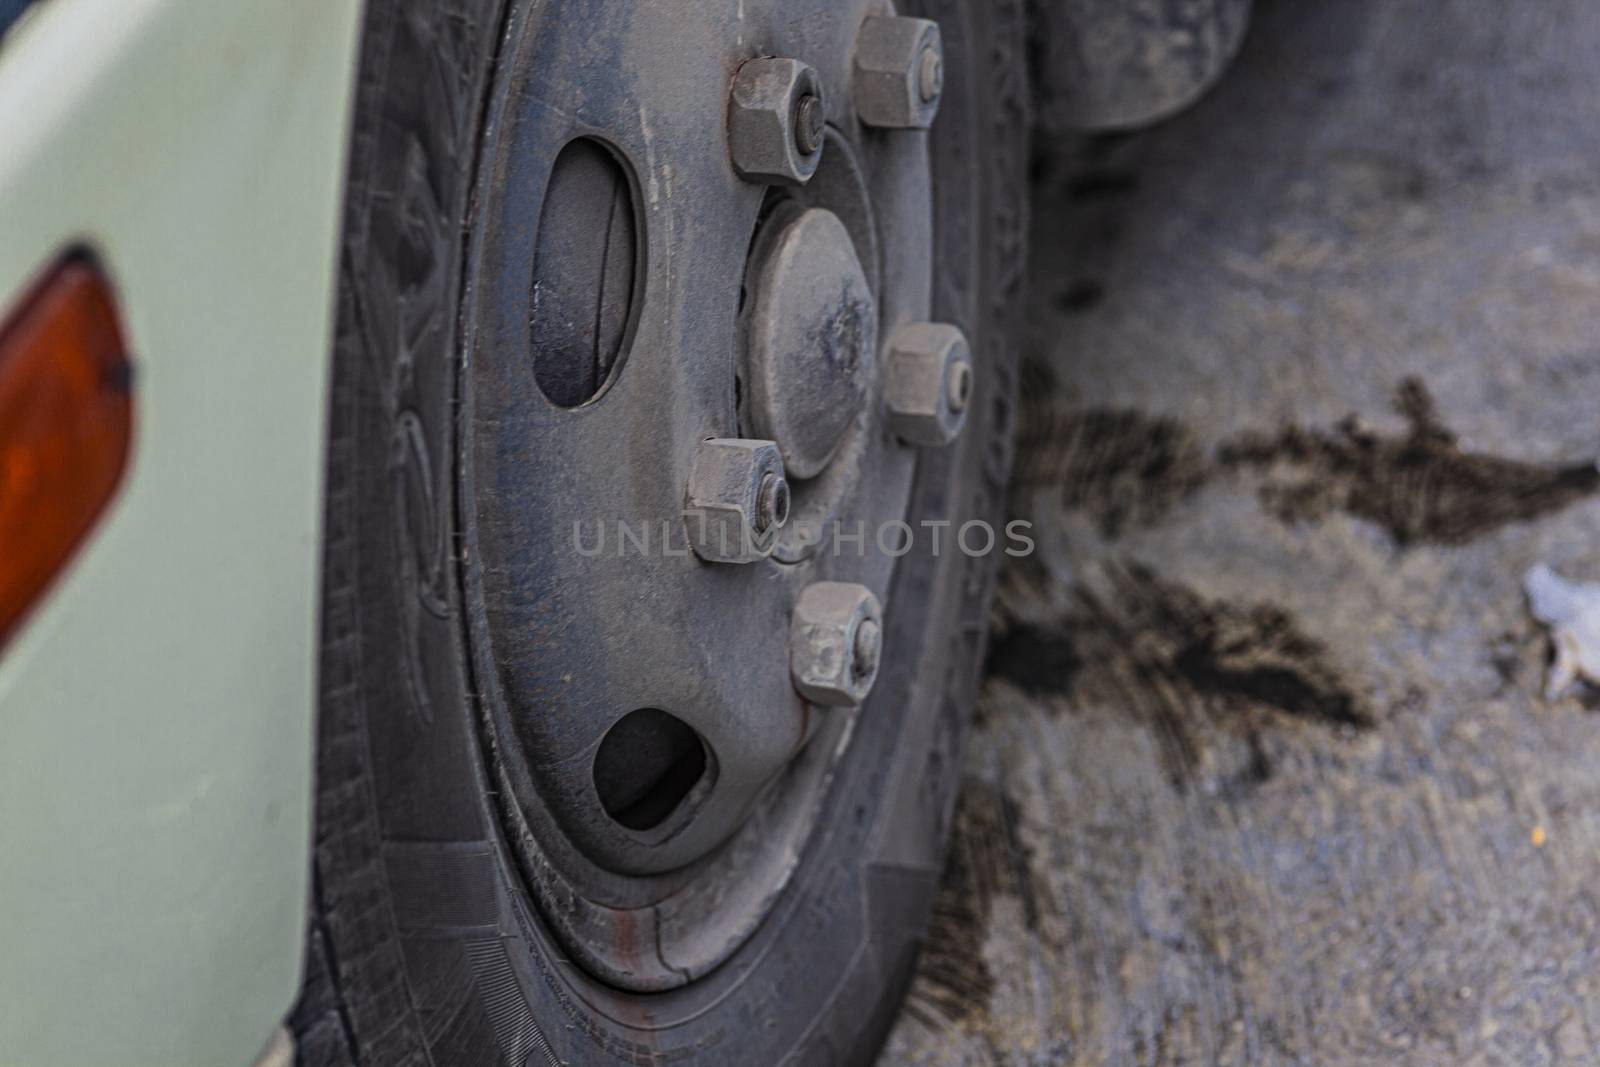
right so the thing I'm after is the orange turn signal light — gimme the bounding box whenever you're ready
[0,256,133,648]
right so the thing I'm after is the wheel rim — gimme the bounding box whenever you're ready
[458,0,971,991]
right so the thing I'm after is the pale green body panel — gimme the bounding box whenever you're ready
[0,2,361,1064]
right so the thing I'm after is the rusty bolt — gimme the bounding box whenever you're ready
[790,582,884,706]
[729,57,824,186]
[853,16,943,129]
[684,438,789,563]
[884,322,972,447]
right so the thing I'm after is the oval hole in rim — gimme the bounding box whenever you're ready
[530,137,641,407]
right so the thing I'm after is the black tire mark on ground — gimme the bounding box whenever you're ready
[986,561,1369,790]
[1218,378,1600,545]
[910,562,1367,1038]
[1012,401,1210,537]
[904,775,1044,1030]
[1015,377,1599,546]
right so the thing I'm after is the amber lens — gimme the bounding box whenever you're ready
[0,258,134,647]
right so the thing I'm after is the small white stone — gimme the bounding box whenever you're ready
[1525,564,1600,700]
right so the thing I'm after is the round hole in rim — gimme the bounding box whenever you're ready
[529,137,641,407]
[593,709,709,831]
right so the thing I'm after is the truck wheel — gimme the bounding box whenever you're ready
[291,0,1026,1063]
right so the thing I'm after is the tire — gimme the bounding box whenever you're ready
[1027,0,1251,131]
[289,1,1027,1064]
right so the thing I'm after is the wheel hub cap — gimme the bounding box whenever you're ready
[744,205,876,480]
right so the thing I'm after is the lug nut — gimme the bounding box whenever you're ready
[729,57,824,186]
[791,582,883,706]
[853,16,943,129]
[684,438,788,563]
[884,322,972,447]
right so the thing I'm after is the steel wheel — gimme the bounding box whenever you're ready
[293,0,1027,1062]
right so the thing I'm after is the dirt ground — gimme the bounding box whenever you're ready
[882,1,1600,1064]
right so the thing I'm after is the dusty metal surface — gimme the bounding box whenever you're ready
[885,0,1600,1062]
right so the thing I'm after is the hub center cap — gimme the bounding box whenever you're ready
[744,205,876,480]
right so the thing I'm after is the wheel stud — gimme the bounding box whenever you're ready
[852,618,882,681]
[755,470,791,535]
[947,358,973,414]
[793,92,826,156]
[729,57,825,186]
[918,43,944,104]
[684,438,789,563]
[853,16,943,129]
[884,322,973,447]
[791,582,883,706]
